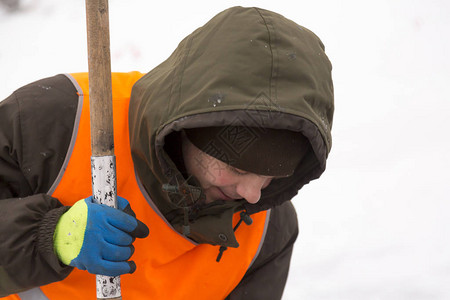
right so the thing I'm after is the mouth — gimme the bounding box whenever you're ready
[217,188,236,201]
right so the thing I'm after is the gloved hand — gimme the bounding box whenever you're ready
[53,196,149,276]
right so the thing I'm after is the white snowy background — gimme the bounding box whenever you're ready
[1,0,449,299]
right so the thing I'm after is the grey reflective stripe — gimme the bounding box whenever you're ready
[18,287,49,300]
[248,208,271,269]
[47,73,84,195]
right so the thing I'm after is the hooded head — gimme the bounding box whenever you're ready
[129,6,334,246]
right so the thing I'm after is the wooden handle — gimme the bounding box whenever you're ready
[86,0,114,157]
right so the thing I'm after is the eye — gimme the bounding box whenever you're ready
[228,166,248,176]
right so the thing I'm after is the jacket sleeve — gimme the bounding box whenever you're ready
[0,75,79,296]
[227,200,299,300]
[0,195,72,296]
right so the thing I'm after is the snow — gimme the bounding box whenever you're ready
[1,0,450,299]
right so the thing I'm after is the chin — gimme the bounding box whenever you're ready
[203,191,218,204]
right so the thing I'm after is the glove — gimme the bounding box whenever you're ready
[53,196,149,276]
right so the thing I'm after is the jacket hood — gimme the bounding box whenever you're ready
[129,6,334,247]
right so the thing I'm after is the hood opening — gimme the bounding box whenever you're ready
[155,109,328,214]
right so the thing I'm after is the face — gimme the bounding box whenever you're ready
[182,132,274,204]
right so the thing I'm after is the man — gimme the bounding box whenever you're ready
[0,6,333,299]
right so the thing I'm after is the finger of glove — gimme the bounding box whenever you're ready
[116,196,139,222]
[86,203,136,238]
[91,259,135,277]
[116,196,132,212]
[130,218,149,239]
[86,197,149,240]
[102,243,135,262]
[86,204,143,245]
[122,203,136,218]
[104,207,149,239]
[99,205,139,233]
[118,200,149,238]
[128,261,137,274]
[101,224,134,246]
[116,197,149,239]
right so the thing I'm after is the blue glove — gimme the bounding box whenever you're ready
[54,196,149,276]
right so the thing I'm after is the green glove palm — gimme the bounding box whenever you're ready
[53,196,149,276]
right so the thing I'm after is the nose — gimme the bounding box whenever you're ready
[235,175,272,204]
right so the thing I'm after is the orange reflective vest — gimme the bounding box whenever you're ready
[7,72,269,300]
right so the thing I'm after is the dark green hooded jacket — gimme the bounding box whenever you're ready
[0,6,333,299]
[130,6,333,247]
